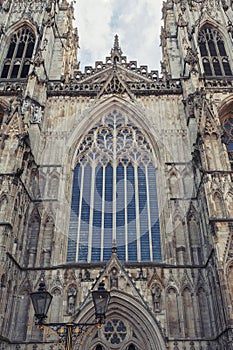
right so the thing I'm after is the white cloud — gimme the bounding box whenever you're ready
[74,0,164,72]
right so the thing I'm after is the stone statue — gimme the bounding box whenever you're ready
[151,284,162,312]
[67,285,77,314]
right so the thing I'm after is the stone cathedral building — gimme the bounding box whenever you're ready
[1,0,233,349]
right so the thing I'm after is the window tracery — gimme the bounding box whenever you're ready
[198,25,232,77]
[67,110,161,263]
[104,319,127,344]
[1,27,35,79]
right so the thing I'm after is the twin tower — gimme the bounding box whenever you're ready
[0,1,233,349]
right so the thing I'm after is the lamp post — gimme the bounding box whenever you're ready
[30,281,110,350]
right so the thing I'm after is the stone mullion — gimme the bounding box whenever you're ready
[134,163,141,262]
[101,166,106,262]
[145,165,153,261]
[87,163,95,263]
[124,165,128,262]
[76,164,84,262]
[112,128,117,244]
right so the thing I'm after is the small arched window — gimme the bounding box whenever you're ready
[1,27,35,79]
[198,25,232,77]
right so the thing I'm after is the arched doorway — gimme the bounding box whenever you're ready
[74,291,166,350]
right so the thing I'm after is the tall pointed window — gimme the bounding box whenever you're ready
[67,110,161,263]
[1,27,35,79]
[198,25,232,77]
[222,115,233,164]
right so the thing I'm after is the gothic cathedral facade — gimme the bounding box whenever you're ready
[0,0,233,349]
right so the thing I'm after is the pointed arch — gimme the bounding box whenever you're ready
[66,99,162,263]
[66,97,162,168]
[187,208,202,264]
[198,24,232,77]
[48,173,59,199]
[168,168,180,198]
[27,208,41,267]
[75,291,166,350]
[213,191,225,217]
[197,286,211,337]
[14,288,30,341]
[181,166,194,198]
[50,287,62,323]
[182,287,195,337]
[41,216,54,267]
[1,24,36,79]
[173,213,186,264]
[166,287,181,337]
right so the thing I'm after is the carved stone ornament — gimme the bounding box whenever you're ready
[30,104,43,124]
[185,47,198,74]
[67,285,77,315]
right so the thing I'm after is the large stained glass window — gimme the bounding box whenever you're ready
[67,110,161,263]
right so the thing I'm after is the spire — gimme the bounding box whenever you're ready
[113,34,120,50]
[110,34,123,64]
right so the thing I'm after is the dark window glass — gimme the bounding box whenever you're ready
[218,41,226,56]
[16,42,25,58]
[21,63,30,78]
[25,41,34,58]
[6,42,16,58]
[1,64,10,78]
[208,40,217,56]
[96,346,103,350]
[11,64,20,78]
[1,27,35,79]
[199,42,208,57]
[213,59,221,75]
[198,25,232,77]
[203,60,212,76]
[223,60,232,76]
[128,345,136,350]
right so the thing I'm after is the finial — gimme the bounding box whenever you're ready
[112,240,117,254]
[114,34,120,50]
[110,34,123,64]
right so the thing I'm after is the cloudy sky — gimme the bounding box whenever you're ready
[74,0,164,72]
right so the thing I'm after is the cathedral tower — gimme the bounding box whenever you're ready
[0,0,233,349]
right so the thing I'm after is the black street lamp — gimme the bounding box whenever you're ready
[30,281,110,350]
